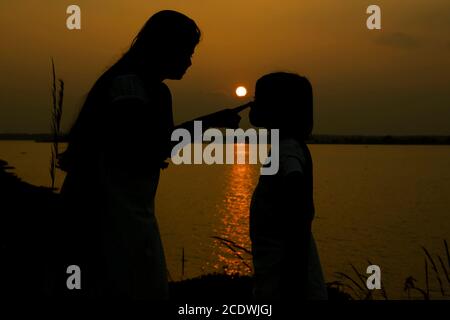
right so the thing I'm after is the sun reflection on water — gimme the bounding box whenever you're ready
[212,144,260,275]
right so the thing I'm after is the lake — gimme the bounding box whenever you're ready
[1,140,449,299]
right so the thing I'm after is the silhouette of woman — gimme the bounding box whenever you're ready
[56,10,240,299]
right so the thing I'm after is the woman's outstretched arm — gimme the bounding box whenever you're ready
[174,102,252,133]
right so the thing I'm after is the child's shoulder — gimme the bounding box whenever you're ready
[278,138,310,177]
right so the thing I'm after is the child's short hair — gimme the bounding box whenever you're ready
[255,72,313,138]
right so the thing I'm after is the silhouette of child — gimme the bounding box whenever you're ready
[249,72,328,300]
[56,11,240,299]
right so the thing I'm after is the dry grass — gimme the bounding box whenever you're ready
[336,240,450,300]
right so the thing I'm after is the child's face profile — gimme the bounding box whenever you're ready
[249,95,266,128]
[249,88,277,128]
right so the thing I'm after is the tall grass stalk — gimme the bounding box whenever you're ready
[50,58,64,189]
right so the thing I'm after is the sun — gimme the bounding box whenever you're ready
[235,86,247,97]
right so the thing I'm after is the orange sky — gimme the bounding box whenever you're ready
[1,0,449,134]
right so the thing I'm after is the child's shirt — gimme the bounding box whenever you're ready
[250,138,327,299]
[250,138,314,246]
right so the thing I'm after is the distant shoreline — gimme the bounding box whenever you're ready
[0,133,450,145]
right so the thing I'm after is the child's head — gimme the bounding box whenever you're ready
[249,72,313,139]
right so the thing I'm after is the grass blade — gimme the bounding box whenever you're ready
[437,255,450,285]
[445,240,450,269]
[335,271,366,294]
[422,246,445,296]
[425,258,430,300]
[212,236,252,255]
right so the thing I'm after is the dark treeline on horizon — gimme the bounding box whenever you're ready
[1,133,450,145]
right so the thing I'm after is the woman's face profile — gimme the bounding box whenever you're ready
[160,47,195,80]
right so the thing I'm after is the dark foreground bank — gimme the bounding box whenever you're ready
[0,159,350,300]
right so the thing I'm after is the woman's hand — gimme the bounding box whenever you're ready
[201,102,253,129]
[173,102,252,136]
